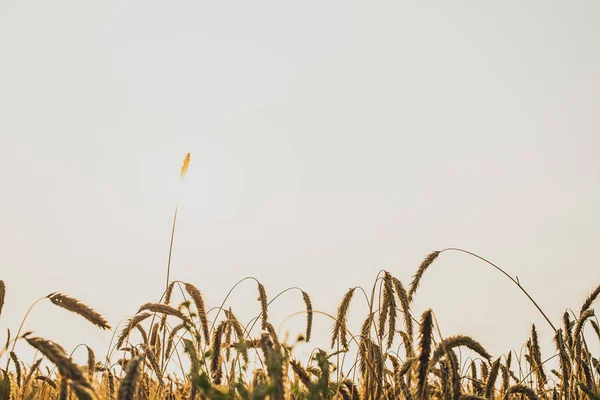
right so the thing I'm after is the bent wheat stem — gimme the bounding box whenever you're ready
[439,248,557,332]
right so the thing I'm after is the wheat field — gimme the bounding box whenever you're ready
[0,155,598,400]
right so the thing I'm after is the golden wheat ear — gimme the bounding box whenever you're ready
[183,283,210,345]
[417,309,434,400]
[331,287,356,349]
[118,356,143,400]
[180,152,190,180]
[25,336,93,389]
[301,290,313,342]
[47,292,111,330]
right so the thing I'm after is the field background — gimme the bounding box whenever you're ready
[0,2,599,398]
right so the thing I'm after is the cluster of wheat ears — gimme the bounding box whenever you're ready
[0,154,598,400]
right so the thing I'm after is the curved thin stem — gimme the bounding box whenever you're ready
[6,296,46,369]
[165,202,179,291]
[441,248,556,332]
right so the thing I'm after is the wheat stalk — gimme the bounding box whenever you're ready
[379,272,397,350]
[581,284,600,315]
[430,335,491,366]
[503,384,539,400]
[47,292,111,330]
[290,359,311,388]
[257,282,269,330]
[408,251,440,302]
[301,290,313,342]
[137,303,190,325]
[417,309,434,400]
[183,283,210,345]
[116,312,152,349]
[484,358,501,399]
[331,288,356,349]
[26,336,91,388]
[165,153,191,292]
[117,356,143,400]
[211,320,227,385]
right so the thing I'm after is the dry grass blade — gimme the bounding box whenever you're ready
[26,336,91,388]
[183,283,210,345]
[331,288,355,349]
[430,335,491,366]
[47,293,111,330]
[257,282,269,330]
[302,290,313,342]
[408,251,440,303]
[117,356,143,400]
[417,309,434,400]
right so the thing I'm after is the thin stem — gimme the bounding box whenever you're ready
[6,297,46,370]
[441,248,557,332]
[165,202,179,291]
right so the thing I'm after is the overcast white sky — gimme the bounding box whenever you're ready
[1,1,599,364]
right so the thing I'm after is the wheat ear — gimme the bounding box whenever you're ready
[117,356,143,400]
[183,283,210,345]
[47,292,111,330]
[417,309,434,400]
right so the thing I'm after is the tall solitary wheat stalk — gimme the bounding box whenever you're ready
[165,153,191,291]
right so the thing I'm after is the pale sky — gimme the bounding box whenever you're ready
[1,1,599,365]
